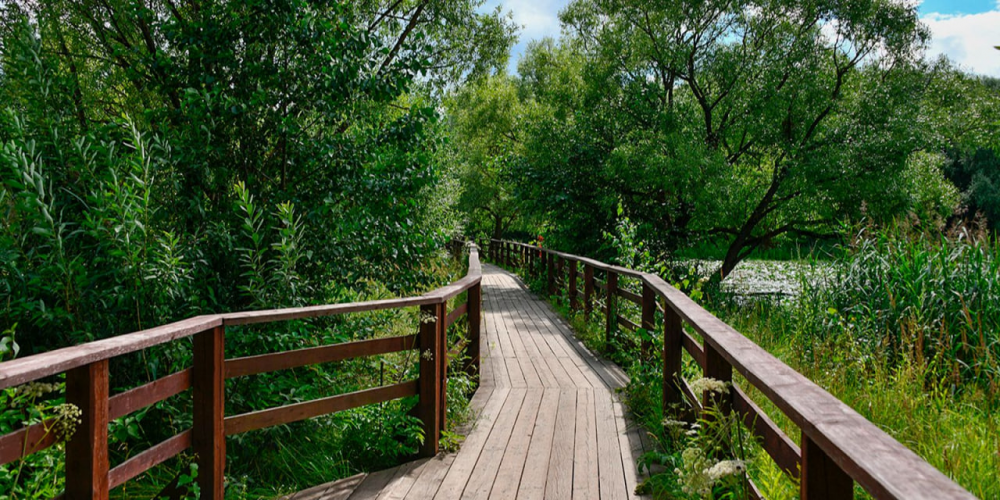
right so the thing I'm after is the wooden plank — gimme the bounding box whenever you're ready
[515,390,559,500]
[802,433,853,500]
[108,430,192,489]
[109,368,192,420]
[431,387,512,499]
[613,398,642,499]
[617,315,639,331]
[573,389,599,499]
[416,303,444,458]
[683,332,706,369]
[605,271,618,353]
[225,380,418,436]
[446,302,469,329]
[663,305,684,410]
[350,466,404,499]
[193,326,225,500]
[641,283,656,357]
[568,260,578,311]
[377,458,430,500]
[284,473,367,500]
[489,389,543,499]
[0,420,58,466]
[733,386,801,478]
[584,264,594,319]
[595,390,628,500]
[0,316,221,391]
[544,390,577,499]
[617,287,642,305]
[455,388,527,499]
[466,283,482,382]
[226,335,418,379]
[65,360,110,500]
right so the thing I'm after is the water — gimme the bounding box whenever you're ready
[676,259,835,298]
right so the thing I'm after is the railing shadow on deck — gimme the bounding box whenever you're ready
[485,238,976,500]
[0,242,481,500]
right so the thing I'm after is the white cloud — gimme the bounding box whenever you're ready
[495,0,565,40]
[921,10,1000,77]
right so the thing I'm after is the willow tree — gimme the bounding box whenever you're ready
[525,0,930,277]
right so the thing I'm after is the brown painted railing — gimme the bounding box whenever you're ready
[488,239,975,500]
[0,243,481,500]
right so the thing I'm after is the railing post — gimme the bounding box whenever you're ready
[605,270,618,353]
[193,325,225,500]
[703,343,733,418]
[583,264,594,319]
[556,256,564,296]
[466,282,482,384]
[568,260,578,311]
[546,252,556,295]
[663,304,683,411]
[417,303,444,457]
[641,282,656,359]
[801,434,853,500]
[441,302,449,437]
[65,360,110,500]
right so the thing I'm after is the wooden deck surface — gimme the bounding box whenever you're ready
[286,264,652,499]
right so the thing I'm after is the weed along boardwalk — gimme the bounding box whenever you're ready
[287,262,648,499]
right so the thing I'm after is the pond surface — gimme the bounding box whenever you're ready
[675,259,835,298]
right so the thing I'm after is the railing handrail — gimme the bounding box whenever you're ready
[490,238,975,500]
[0,243,482,500]
[0,246,481,391]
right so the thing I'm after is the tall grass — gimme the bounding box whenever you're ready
[797,223,1000,399]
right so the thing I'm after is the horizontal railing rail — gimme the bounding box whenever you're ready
[0,243,481,500]
[487,238,975,500]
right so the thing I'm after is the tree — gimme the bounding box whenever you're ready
[519,0,931,277]
[447,74,532,239]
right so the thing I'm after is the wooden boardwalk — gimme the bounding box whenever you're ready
[289,263,652,499]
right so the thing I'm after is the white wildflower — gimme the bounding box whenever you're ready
[676,447,714,496]
[662,418,686,428]
[706,460,746,481]
[689,377,729,396]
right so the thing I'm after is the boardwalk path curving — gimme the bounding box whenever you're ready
[287,263,652,499]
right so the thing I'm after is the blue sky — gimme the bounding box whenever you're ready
[484,0,1000,76]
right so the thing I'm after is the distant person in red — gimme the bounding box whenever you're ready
[537,235,543,258]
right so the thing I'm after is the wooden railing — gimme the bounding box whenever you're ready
[0,244,482,500]
[487,239,975,500]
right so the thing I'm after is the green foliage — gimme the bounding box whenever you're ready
[0,0,510,494]
[797,223,1000,395]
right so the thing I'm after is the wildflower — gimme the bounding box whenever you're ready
[15,382,60,400]
[689,377,729,396]
[52,403,83,442]
[422,349,434,361]
[676,447,714,496]
[662,418,686,428]
[706,460,746,481]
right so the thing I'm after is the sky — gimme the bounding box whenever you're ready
[483,0,1000,77]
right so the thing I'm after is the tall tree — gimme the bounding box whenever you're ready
[519,0,931,277]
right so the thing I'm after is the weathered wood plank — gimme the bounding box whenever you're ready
[489,389,543,499]
[595,390,629,500]
[431,387,512,499]
[225,381,418,436]
[226,335,418,379]
[544,390,576,500]
[573,389,599,500]
[457,388,527,499]
[515,390,559,500]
